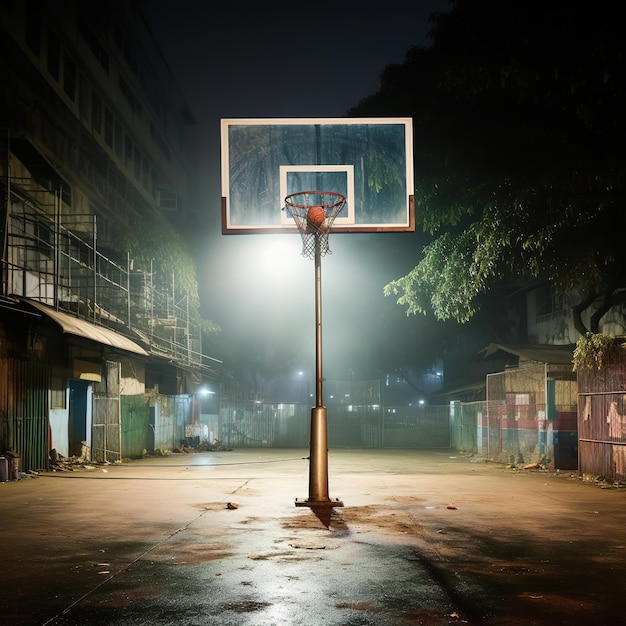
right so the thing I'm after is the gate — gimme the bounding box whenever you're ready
[450,401,482,453]
[92,360,120,462]
[92,396,120,462]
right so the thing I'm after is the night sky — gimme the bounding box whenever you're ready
[140,1,451,380]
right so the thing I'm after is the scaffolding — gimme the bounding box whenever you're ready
[1,173,202,368]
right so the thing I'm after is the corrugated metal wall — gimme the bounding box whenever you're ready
[120,395,151,458]
[578,351,626,481]
[0,358,49,472]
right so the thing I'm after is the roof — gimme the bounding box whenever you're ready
[482,343,575,365]
[26,300,149,356]
[433,380,486,401]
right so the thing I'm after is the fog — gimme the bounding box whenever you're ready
[199,226,431,386]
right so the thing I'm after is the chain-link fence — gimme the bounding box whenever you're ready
[212,374,578,469]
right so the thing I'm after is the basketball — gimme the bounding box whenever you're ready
[307,205,325,226]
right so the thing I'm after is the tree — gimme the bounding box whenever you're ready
[349,0,626,334]
[120,212,220,336]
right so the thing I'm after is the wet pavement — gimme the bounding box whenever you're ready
[2,448,626,625]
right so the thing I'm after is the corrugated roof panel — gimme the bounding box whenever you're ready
[26,300,148,356]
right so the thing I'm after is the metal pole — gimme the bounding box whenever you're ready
[127,252,131,330]
[296,234,343,507]
[314,235,323,409]
[92,215,97,321]
[54,189,60,306]
[2,129,11,297]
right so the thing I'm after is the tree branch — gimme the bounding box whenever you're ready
[571,288,598,336]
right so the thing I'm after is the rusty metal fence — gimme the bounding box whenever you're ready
[577,350,626,482]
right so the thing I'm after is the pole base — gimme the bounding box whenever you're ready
[295,498,344,508]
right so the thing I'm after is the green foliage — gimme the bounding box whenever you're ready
[573,333,622,371]
[385,230,480,321]
[121,223,197,297]
[119,216,219,333]
[352,0,626,330]
[365,147,404,193]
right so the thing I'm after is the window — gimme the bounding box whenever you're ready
[63,52,76,101]
[78,73,90,119]
[114,120,123,157]
[124,134,133,167]
[535,283,565,320]
[158,189,178,211]
[141,156,149,188]
[25,2,42,56]
[91,90,101,134]
[77,11,109,74]
[119,77,142,118]
[149,121,170,160]
[47,32,60,80]
[151,168,159,196]
[104,108,114,148]
[133,144,141,180]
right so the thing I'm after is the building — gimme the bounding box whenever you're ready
[0,0,218,472]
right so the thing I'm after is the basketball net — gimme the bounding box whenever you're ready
[284,191,346,259]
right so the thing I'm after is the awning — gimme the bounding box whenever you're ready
[26,300,149,356]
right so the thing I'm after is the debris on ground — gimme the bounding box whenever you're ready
[48,449,112,472]
[171,439,233,454]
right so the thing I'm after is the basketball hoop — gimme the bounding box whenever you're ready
[285,190,346,507]
[284,191,346,259]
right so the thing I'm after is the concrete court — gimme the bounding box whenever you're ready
[2,448,626,626]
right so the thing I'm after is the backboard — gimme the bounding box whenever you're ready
[221,118,414,234]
